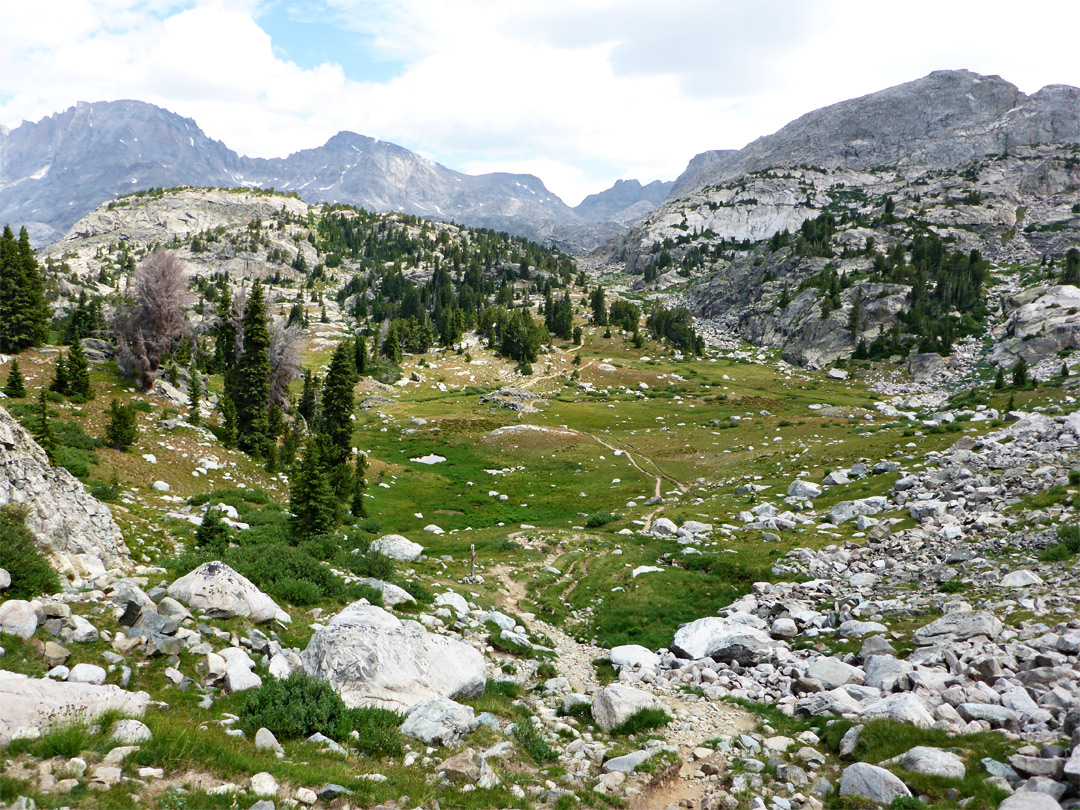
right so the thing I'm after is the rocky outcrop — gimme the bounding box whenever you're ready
[990,285,1080,369]
[301,602,486,710]
[0,670,150,745]
[0,404,129,574]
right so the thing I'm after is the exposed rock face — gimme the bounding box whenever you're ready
[0,670,150,745]
[167,561,286,623]
[990,285,1080,368]
[574,179,674,225]
[0,404,129,573]
[301,603,486,710]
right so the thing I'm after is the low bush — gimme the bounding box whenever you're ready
[0,504,60,599]
[1040,524,1080,562]
[585,511,616,528]
[513,718,557,764]
[608,707,672,736]
[238,670,353,740]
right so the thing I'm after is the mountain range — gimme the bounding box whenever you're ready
[0,100,669,250]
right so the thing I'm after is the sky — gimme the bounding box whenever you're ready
[4,0,1080,206]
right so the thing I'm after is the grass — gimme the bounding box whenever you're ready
[607,708,672,737]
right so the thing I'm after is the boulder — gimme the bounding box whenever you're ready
[591,684,667,733]
[912,611,1003,645]
[356,578,415,607]
[434,591,469,614]
[370,534,424,561]
[110,719,152,744]
[861,693,935,728]
[999,570,1043,588]
[671,616,788,665]
[0,600,38,639]
[610,645,660,671]
[886,746,965,779]
[998,792,1064,810]
[68,663,106,684]
[400,697,476,746]
[806,657,863,690]
[650,517,678,536]
[0,671,150,745]
[167,561,286,623]
[603,750,655,773]
[301,603,486,710]
[839,762,911,804]
[829,497,888,525]
[787,479,822,499]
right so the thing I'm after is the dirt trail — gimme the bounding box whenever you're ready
[490,558,755,805]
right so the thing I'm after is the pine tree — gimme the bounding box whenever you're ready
[289,438,336,541]
[104,399,139,451]
[994,367,1005,389]
[212,285,237,374]
[1012,358,1029,388]
[2,359,26,398]
[351,452,368,517]
[188,367,201,424]
[65,340,92,399]
[0,226,49,352]
[219,393,238,448]
[318,341,357,465]
[297,368,318,424]
[233,280,272,457]
[34,389,57,461]
[354,335,367,376]
[195,506,230,554]
[50,353,68,395]
[1062,248,1080,286]
[590,285,607,325]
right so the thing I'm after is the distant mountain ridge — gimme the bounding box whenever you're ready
[0,100,672,250]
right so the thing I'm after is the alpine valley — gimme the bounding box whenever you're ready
[1,69,1080,810]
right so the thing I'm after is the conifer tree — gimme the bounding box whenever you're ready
[34,389,57,461]
[219,394,237,448]
[195,506,229,554]
[0,226,49,353]
[589,285,608,325]
[1012,358,1029,388]
[289,438,336,541]
[297,368,318,424]
[50,353,68,395]
[188,367,201,424]
[65,340,92,399]
[233,280,272,457]
[104,399,139,451]
[351,452,368,517]
[355,336,367,376]
[2,359,26,398]
[319,341,357,464]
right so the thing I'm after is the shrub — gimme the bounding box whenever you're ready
[536,662,557,680]
[0,504,60,599]
[195,508,231,554]
[938,580,967,594]
[608,707,672,736]
[585,511,616,528]
[239,670,352,740]
[1070,470,1080,486]
[397,579,435,604]
[513,719,557,764]
[348,707,405,757]
[340,540,395,581]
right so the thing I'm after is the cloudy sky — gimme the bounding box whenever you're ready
[4,0,1080,205]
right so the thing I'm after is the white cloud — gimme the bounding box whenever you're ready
[4,0,1080,205]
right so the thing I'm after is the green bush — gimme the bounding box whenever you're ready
[339,539,395,581]
[238,670,353,740]
[938,580,967,594]
[585,511,616,528]
[0,504,60,599]
[536,662,557,680]
[513,719,557,763]
[104,399,139,450]
[608,707,672,736]
[348,706,405,757]
[1040,524,1080,562]
[1070,470,1080,486]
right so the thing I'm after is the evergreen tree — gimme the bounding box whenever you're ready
[589,285,608,325]
[233,280,272,457]
[188,367,201,424]
[297,368,319,424]
[351,452,368,518]
[50,353,68,395]
[1062,362,1070,379]
[213,285,237,374]
[2,359,26,398]
[1012,358,1029,388]
[195,506,230,554]
[34,389,57,461]
[104,399,139,451]
[1063,248,1080,286]
[0,226,49,352]
[219,393,238,448]
[354,335,367,376]
[289,438,336,541]
[318,341,357,465]
[994,367,1005,389]
[65,340,92,399]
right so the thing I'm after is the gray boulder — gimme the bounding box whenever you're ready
[167,561,287,624]
[0,600,38,639]
[912,611,1003,645]
[371,535,423,561]
[610,645,660,671]
[807,657,863,690]
[839,762,911,804]
[401,697,476,746]
[301,603,486,710]
[862,693,934,728]
[886,746,965,779]
[787,479,822,499]
[829,497,889,524]
[671,616,788,665]
[998,793,1064,810]
[591,684,667,733]
[356,578,416,607]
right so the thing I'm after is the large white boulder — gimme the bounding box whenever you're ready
[400,698,477,746]
[301,603,486,710]
[167,561,286,624]
[610,645,661,671]
[671,615,788,665]
[0,600,39,639]
[839,762,911,804]
[591,684,667,733]
[0,670,150,745]
[371,534,424,561]
[912,610,1002,645]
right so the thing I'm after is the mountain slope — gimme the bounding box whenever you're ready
[573,178,674,224]
[0,100,621,251]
